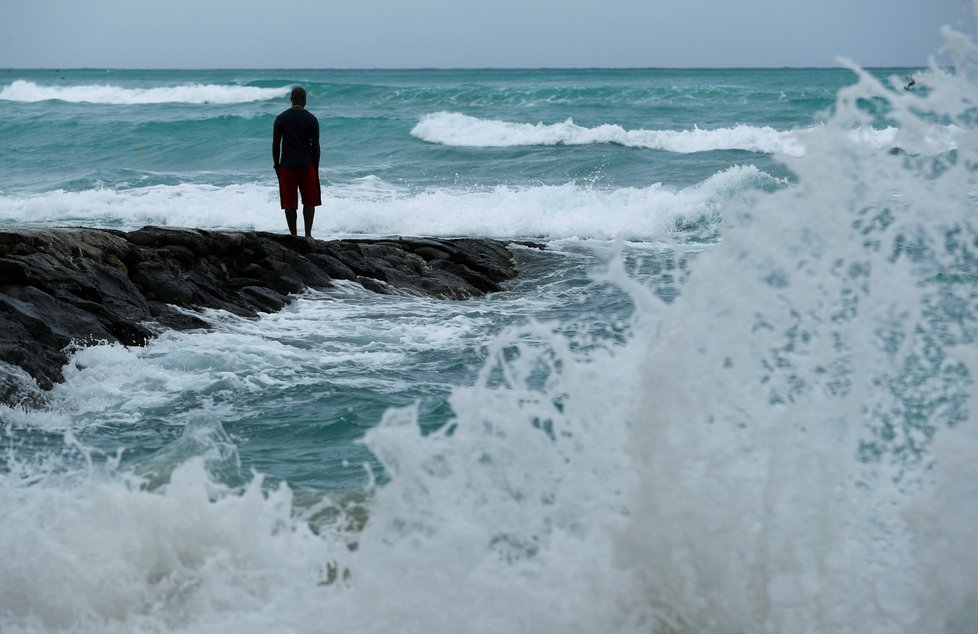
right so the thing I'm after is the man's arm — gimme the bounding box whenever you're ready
[272,129,282,170]
[312,120,321,168]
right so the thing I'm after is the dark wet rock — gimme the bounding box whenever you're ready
[0,226,523,404]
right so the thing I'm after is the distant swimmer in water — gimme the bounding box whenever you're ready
[904,75,916,91]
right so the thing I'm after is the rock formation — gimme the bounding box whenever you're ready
[0,226,523,404]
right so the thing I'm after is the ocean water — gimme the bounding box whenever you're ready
[0,25,976,634]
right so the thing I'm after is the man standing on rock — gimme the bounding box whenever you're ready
[273,86,321,238]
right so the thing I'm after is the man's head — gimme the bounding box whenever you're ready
[290,86,307,107]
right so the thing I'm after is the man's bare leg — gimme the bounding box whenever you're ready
[284,208,298,236]
[302,205,315,238]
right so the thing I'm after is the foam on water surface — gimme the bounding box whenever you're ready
[0,165,779,241]
[0,80,290,105]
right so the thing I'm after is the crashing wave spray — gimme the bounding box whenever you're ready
[618,22,978,634]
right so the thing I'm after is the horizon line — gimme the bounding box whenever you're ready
[3,64,929,73]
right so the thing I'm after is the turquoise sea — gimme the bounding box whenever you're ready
[0,33,976,634]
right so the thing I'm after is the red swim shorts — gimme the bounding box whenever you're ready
[276,164,322,209]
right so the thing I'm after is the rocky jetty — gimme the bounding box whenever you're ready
[0,226,522,403]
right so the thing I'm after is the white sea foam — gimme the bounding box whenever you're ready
[412,112,959,158]
[0,165,782,241]
[0,455,338,634]
[411,111,809,156]
[43,295,499,424]
[0,182,284,232]
[0,80,290,105]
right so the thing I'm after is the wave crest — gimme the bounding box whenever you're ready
[0,80,290,105]
[0,166,784,241]
[411,111,808,156]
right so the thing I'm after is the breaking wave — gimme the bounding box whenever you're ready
[0,80,290,105]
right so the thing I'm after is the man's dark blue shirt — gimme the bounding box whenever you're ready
[274,108,320,168]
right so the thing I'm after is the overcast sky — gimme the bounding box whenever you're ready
[1,0,973,69]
